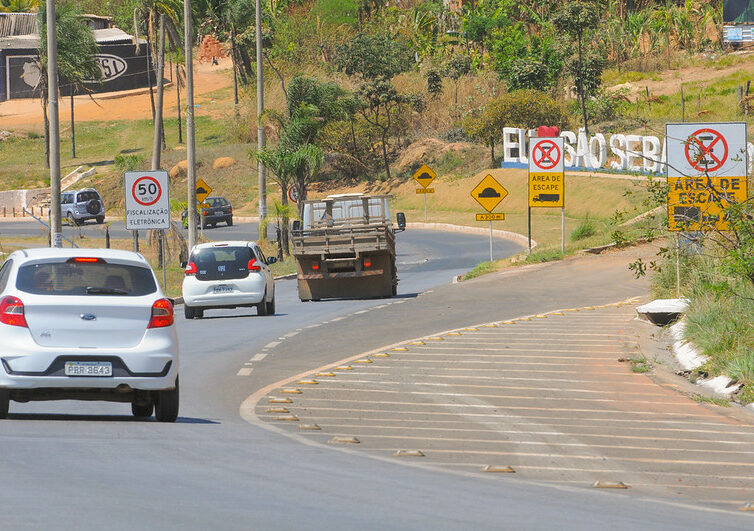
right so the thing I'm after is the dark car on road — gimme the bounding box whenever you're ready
[182,196,233,229]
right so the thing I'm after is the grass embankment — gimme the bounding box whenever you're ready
[652,255,754,405]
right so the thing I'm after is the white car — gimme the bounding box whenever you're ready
[182,241,277,319]
[0,248,179,421]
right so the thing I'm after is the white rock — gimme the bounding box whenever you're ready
[669,320,707,370]
[697,375,741,397]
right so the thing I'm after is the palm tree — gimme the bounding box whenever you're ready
[259,199,298,261]
[38,3,101,167]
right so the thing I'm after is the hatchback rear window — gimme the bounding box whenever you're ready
[191,247,251,281]
[76,191,99,202]
[17,261,157,296]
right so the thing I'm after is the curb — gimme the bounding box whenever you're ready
[406,222,535,249]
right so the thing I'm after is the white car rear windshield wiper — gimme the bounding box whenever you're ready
[85,286,128,295]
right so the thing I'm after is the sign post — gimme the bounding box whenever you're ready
[413,164,436,223]
[124,171,171,288]
[471,174,508,262]
[528,137,566,253]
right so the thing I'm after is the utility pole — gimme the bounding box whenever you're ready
[47,0,62,248]
[256,0,267,229]
[185,0,198,251]
[152,15,165,170]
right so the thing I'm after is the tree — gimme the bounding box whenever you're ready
[38,3,101,167]
[0,0,37,12]
[259,199,298,261]
[553,0,604,139]
[464,90,570,166]
[334,33,413,81]
[442,53,471,109]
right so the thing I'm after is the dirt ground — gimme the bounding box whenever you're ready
[610,53,754,97]
[0,57,235,131]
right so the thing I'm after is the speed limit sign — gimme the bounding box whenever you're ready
[124,170,170,230]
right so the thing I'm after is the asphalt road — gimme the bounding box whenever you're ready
[0,225,751,529]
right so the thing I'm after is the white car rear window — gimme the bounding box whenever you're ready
[17,261,157,296]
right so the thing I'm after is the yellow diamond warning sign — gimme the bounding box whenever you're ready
[471,174,508,213]
[413,164,437,188]
[196,178,212,204]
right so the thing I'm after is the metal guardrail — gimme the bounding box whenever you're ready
[22,208,78,248]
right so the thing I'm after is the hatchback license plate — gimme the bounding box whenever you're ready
[64,361,112,377]
[214,285,233,293]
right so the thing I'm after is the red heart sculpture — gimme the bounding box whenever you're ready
[537,126,560,138]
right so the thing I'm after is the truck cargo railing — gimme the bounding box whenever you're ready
[291,225,395,256]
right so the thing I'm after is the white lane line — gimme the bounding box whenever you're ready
[244,362,254,366]
[264,341,281,349]
[291,414,754,436]
[381,359,622,366]
[282,399,712,416]
[297,381,678,397]
[374,304,389,309]
[292,410,752,431]
[367,448,754,468]
[298,422,754,446]
[354,310,369,315]
[321,374,659,386]
[284,331,299,338]
[304,324,322,329]
[287,387,689,405]
[408,347,626,355]
[251,353,267,361]
[330,316,346,322]
[237,368,254,376]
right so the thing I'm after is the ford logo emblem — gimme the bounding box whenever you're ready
[80,314,97,321]
[84,54,128,83]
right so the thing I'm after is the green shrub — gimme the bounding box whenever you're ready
[524,248,562,263]
[114,153,144,172]
[571,218,596,241]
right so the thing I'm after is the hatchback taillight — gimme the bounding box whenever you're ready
[248,258,261,271]
[311,261,320,271]
[363,257,372,268]
[0,296,27,327]
[185,261,198,276]
[147,298,174,328]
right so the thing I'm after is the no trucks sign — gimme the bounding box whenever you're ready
[528,137,565,208]
[665,123,748,231]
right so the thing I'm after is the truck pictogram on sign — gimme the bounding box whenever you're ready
[684,128,728,172]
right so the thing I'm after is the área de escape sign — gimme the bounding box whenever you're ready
[665,122,748,231]
[124,171,171,230]
[528,137,565,208]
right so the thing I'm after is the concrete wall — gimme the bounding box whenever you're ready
[0,188,49,216]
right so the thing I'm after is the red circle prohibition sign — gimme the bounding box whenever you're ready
[132,176,162,206]
[532,140,561,170]
[684,128,728,173]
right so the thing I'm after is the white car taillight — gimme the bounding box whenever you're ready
[147,298,174,328]
[184,261,198,276]
[247,258,262,271]
[0,296,28,327]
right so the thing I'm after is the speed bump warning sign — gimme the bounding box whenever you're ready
[471,174,508,213]
[413,164,436,189]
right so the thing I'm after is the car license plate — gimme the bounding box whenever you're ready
[214,285,232,293]
[64,361,113,377]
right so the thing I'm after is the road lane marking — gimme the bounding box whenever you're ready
[237,368,253,376]
[283,399,721,416]
[291,422,754,446]
[252,353,268,361]
[292,415,754,435]
[264,341,281,349]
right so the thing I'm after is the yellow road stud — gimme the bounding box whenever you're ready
[353,359,372,364]
[373,353,390,358]
[592,481,629,489]
[266,408,290,414]
[329,436,360,444]
[394,450,425,457]
[276,415,299,421]
[280,388,302,394]
[297,380,318,385]
[392,347,408,352]
[268,397,292,404]
[299,424,322,431]
[315,372,336,377]
[481,465,515,473]
[335,365,354,370]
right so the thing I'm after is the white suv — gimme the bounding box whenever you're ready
[0,248,180,421]
[182,241,276,319]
